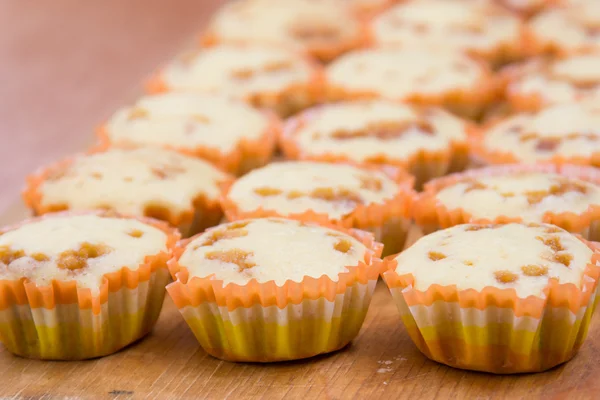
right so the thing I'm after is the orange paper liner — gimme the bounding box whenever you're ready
[0,211,180,359]
[167,220,384,312]
[22,149,233,237]
[96,111,280,176]
[145,50,326,117]
[412,164,600,239]
[324,59,499,120]
[279,105,474,189]
[381,238,600,373]
[220,162,415,255]
[200,19,372,63]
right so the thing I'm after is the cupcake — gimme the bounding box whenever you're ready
[280,100,472,189]
[96,93,279,175]
[0,212,179,360]
[497,0,555,17]
[382,222,600,373]
[23,147,232,237]
[413,164,600,241]
[529,1,600,56]
[221,161,414,255]
[166,217,383,362]
[325,48,497,119]
[201,0,368,62]
[371,0,524,66]
[473,103,600,167]
[146,45,323,117]
[502,51,600,112]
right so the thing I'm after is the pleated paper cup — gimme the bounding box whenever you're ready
[166,223,384,362]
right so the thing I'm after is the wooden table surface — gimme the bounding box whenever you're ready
[1,1,600,399]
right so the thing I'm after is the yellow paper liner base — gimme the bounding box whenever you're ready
[381,242,600,374]
[171,281,376,362]
[0,268,170,360]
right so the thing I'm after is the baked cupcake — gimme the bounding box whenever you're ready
[473,103,600,167]
[23,147,232,237]
[382,222,600,373]
[166,217,383,362]
[413,164,600,241]
[146,45,323,117]
[221,161,414,255]
[0,211,179,360]
[503,51,600,112]
[201,0,368,62]
[529,1,600,56]
[325,48,497,119]
[280,100,471,189]
[371,0,524,66]
[97,93,279,175]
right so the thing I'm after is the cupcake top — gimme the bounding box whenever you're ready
[434,171,600,221]
[179,218,368,286]
[506,52,600,107]
[530,1,600,53]
[0,214,168,291]
[205,0,363,58]
[285,100,468,162]
[394,223,592,298]
[157,45,317,98]
[103,93,271,152]
[372,0,521,57]
[482,103,600,162]
[226,161,403,219]
[326,48,488,100]
[35,147,229,217]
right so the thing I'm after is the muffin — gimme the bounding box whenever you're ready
[473,103,600,167]
[413,164,600,241]
[371,0,524,66]
[0,212,179,360]
[382,222,600,373]
[221,161,414,255]
[201,0,368,62]
[23,147,232,237]
[146,45,323,117]
[280,100,471,189]
[96,93,279,175]
[166,217,383,362]
[325,48,497,119]
[529,0,600,56]
[502,51,600,112]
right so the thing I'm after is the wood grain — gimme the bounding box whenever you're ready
[1,1,600,399]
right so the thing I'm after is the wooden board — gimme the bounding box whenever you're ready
[1,1,600,399]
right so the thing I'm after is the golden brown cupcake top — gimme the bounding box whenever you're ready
[179,218,368,286]
[37,147,229,217]
[483,103,600,162]
[394,223,592,298]
[227,161,401,219]
[287,100,468,163]
[0,214,168,292]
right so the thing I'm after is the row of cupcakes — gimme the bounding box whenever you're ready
[201,0,599,64]
[1,210,597,374]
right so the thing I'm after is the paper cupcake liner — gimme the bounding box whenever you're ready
[145,53,325,118]
[220,163,415,256]
[381,241,600,373]
[200,22,372,64]
[166,223,384,362]
[96,112,280,176]
[22,150,232,237]
[280,107,473,189]
[0,211,179,360]
[413,164,600,241]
